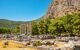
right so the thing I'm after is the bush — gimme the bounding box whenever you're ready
[33,41,42,46]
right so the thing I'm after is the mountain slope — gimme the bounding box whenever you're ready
[0,19,26,28]
[44,0,80,19]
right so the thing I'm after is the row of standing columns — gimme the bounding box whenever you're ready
[20,23,32,35]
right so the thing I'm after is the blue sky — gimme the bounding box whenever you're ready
[0,0,52,21]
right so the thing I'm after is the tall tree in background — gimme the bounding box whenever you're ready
[71,13,80,36]
[12,26,20,34]
[0,27,11,34]
[32,21,39,35]
[38,19,46,35]
[44,18,51,34]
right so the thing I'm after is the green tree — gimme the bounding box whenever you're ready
[38,19,46,35]
[32,21,39,35]
[0,27,11,34]
[12,26,20,34]
[44,18,51,34]
[71,13,80,36]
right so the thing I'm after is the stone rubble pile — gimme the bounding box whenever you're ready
[0,34,80,50]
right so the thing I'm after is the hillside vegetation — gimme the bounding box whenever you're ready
[32,13,80,36]
[0,19,26,34]
[0,13,80,36]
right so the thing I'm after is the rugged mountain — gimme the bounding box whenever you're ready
[44,0,80,19]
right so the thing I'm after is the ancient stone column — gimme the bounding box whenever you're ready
[20,22,32,35]
[27,23,32,35]
[20,24,27,34]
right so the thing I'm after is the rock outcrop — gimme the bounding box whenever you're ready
[44,0,80,19]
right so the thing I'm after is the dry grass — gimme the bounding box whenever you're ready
[0,48,37,50]
[0,40,37,50]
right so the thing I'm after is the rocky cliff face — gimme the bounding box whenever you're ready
[45,0,80,19]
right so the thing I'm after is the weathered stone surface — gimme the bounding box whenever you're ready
[73,45,80,50]
[44,0,80,19]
